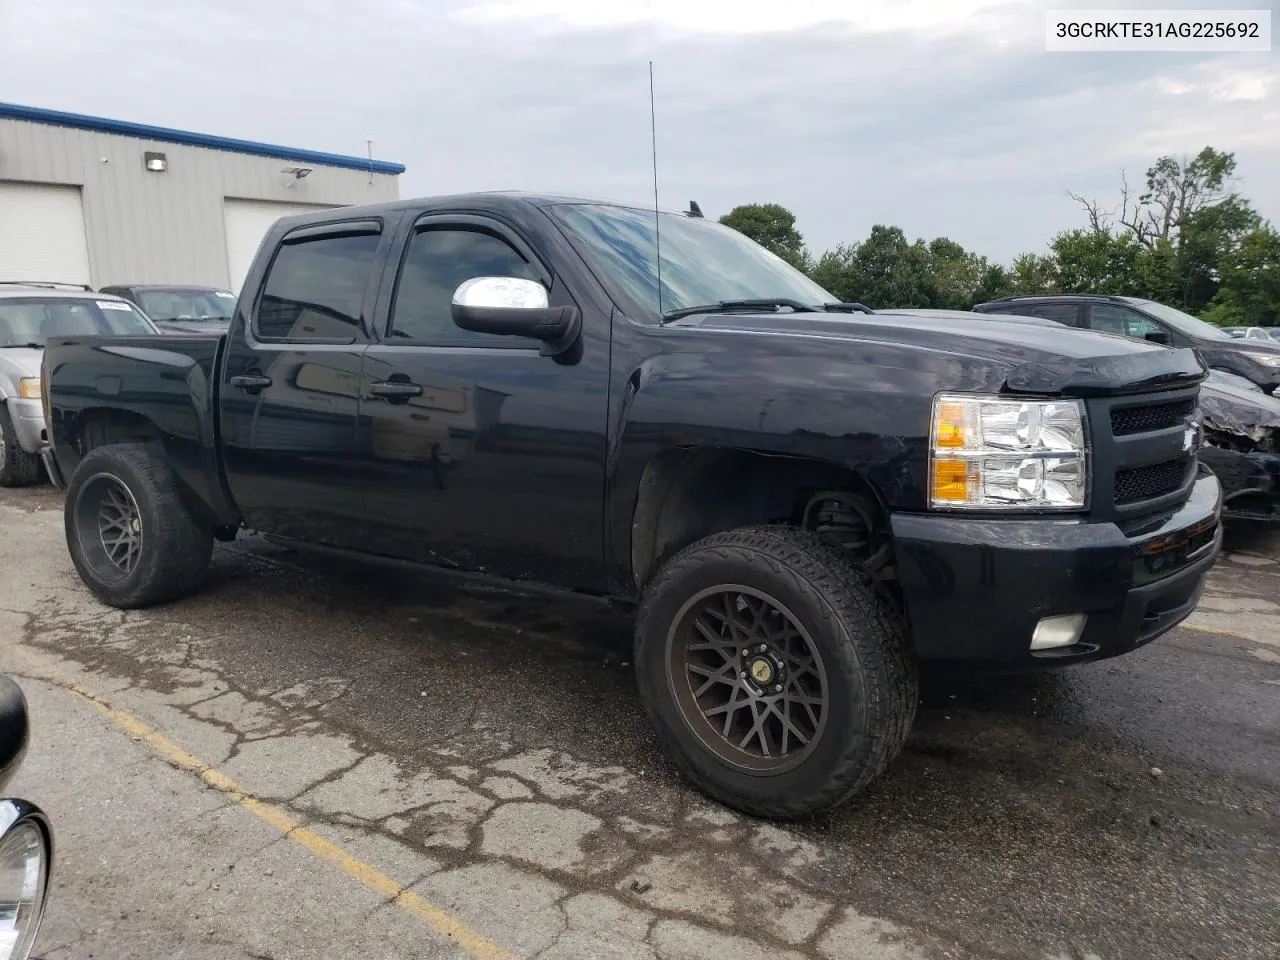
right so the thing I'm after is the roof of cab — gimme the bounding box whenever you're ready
[269,191,696,230]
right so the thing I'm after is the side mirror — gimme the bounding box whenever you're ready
[0,798,53,960]
[1144,330,1172,346]
[451,277,581,357]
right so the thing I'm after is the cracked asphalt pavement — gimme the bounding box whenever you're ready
[1,485,1277,960]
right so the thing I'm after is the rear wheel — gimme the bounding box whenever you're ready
[0,407,42,487]
[635,525,916,818]
[64,444,213,608]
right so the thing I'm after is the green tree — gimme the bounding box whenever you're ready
[1206,226,1280,326]
[1050,229,1141,295]
[1068,147,1261,310]
[809,243,860,302]
[718,203,809,270]
[972,263,1014,305]
[1008,253,1059,295]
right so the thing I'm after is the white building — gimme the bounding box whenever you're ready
[0,102,403,292]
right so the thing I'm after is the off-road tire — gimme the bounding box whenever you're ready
[0,406,42,487]
[64,443,213,608]
[635,525,917,818]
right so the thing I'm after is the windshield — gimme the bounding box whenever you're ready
[1125,298,1233,341]
[137,288,236,322]
[0,297,156,347]
[548,203,835,321]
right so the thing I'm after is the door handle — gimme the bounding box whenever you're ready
[369,380,424,399]
[229,373,272,393]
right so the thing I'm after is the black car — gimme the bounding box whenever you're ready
[972,295,1280,394]
[98,284,236,335]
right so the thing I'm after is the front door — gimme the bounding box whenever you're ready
[358,214,610,589]
[219,220,387,547]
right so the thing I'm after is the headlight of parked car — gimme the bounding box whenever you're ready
[929,394,1087,510]
[16,379,40,401]
[0,800,52,960]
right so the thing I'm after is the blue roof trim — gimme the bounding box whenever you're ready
[0,102,406,175]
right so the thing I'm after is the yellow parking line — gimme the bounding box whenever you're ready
[54,677,519,960]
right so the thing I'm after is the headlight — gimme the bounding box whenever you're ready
[1242,352,1280,368]
[15,379,40,401]
[0,802,51,960]
[929,394,1088,510]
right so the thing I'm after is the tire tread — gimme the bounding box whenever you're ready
[0,407,43,487]
[64,443,212,608]
[635,524,917,818]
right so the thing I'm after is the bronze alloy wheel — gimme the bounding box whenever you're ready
[74,473,144,581]
[666,584,829,773]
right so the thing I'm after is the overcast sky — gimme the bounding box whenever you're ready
[0,0,1275,262]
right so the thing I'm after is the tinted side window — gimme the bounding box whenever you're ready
[1091,304,1161,339]
[256,232,380,340]
[1023,304,1081,325]
[390,228,541,345]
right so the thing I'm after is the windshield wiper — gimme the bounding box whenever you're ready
[660,298,820,324]
[0,342,43,349]
[821,301,874,314]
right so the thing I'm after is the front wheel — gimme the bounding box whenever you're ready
[0,407,42,487]
[635,525,916,818]
[64,444,213,608]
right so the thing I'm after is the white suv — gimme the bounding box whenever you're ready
[0,284,157,485]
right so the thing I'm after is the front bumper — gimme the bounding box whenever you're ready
[4,397,47,454]
[892,471,1222,669]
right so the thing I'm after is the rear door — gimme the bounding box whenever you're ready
[218,217,392,547]
[357,212,610,589]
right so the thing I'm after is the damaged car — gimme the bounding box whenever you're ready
[1198,370,1280,525]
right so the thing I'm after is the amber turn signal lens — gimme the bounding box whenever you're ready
[932,458,973,501]
[17,378,41,400]
[933,402,968,448]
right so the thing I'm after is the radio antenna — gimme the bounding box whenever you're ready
[649,60,663,317]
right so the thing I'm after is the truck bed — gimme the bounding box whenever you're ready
[43,333,237,527]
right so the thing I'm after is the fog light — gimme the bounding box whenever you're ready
[1030,613,1087,650]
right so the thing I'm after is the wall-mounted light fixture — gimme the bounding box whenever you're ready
[143,151,167,172]
[282,166,312,179]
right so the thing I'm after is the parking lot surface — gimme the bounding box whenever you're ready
[1,484,1277,960]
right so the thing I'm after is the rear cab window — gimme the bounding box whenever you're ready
[254,222,383,342]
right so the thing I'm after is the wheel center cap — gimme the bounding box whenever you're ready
[749,658,775,685]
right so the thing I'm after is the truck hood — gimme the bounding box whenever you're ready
[672,311,1205,396]
[0,347,43,380]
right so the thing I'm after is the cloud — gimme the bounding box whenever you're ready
[452,0,1015,35]
[0,0,1276,264]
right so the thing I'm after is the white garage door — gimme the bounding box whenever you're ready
[0,182,92,286]
[223,198,337,292]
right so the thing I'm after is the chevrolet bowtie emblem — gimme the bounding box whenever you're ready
[1183,424,1199,453]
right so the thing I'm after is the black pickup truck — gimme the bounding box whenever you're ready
[41,193,1223,817]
